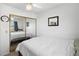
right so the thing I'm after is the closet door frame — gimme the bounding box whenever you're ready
[9,14,37,52]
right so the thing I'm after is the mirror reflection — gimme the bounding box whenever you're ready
[9,14,37,52]
[10,15,26,42]
[10,15,25,32]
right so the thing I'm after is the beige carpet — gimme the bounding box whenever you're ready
[6,39,27,56]
[6,41,21,56]
[10,42,19,52]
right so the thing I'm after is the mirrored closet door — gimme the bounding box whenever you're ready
[9,14,37,52]
[26,18,37,38]
[9,15,26,42]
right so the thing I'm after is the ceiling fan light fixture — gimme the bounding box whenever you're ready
[26,3,32,11]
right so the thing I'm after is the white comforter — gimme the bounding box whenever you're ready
[16,36,75,56]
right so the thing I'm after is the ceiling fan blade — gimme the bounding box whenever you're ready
[32,4,42,8]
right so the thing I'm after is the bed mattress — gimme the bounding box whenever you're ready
[16,36,75,56]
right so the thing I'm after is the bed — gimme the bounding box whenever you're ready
[10,31,25,41]
[16,36,75,56]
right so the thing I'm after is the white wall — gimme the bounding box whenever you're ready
[37,4,79,39]
[0,4,37,55]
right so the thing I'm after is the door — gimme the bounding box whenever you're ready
[26,18,37,38]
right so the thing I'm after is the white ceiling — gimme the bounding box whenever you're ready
[4,3,61,13]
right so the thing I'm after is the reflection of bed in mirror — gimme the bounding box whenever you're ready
[9,14,37,43]
[9,14,26,42]
[10,31,25,42]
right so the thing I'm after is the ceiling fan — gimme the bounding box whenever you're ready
[26,3,42,11]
